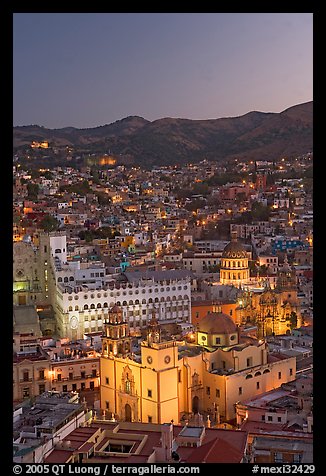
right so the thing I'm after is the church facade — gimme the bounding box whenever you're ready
[100,306,296,424]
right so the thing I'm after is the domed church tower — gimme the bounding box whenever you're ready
[220,231,250,286]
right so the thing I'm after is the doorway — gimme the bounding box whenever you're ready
[192,395,199,414]
[125,403,132,422]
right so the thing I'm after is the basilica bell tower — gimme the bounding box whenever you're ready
[102,305,132,358]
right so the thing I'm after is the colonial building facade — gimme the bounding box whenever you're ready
[100,306,296,424]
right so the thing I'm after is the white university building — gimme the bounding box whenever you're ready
[49,234,192,340]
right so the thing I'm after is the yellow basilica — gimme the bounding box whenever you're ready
[100,305,296,425]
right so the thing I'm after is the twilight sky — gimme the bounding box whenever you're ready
[13,13,313,129]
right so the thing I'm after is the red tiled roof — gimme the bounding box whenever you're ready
[78,442,94,452]
[44,450,72,463]
[185,437,244,463]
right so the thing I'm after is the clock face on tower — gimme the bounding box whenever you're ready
[164,355,171,364]
[147,356,153,364]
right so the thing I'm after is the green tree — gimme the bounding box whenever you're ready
[288,311,298,330]
[27,183,39,199]
[251,201,270,221]
[39,214,60,232]
[43,170,54,180]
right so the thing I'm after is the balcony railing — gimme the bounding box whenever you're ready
[53,373,99,382]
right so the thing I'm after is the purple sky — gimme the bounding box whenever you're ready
[13,13,313,129]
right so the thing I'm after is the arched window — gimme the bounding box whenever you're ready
[263,369,270,374]
[255,371,261,377]
[58,277,62,282]
[135,299,140,305]
[103,302,108,308]
[64,277,68,283]
[97,303,101,308]
[84,305,88,310]
[90,304,95,309]
[129,300,133,306]
[55,248,61,253]
[122,301,127,306]
[69,276,74,281]
[142,299,146,304]
[246,374,253,379]
[68,306,73,311]
[125,380,131,394]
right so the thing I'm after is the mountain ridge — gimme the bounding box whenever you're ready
[13,101,313,165]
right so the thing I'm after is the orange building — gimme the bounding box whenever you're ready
[191,300,237,327]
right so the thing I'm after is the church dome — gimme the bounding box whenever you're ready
[222,231,248,259]
[198,312,237,335]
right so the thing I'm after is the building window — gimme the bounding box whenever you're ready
[23,387,30,398]
[92,369,97,377]
[238,387,242,395]
[293,454,302,463]
[277,416,282,422]
[39,370,44,380]
[206,386,210,396]
[178,370,182,383]
[105,377,109,385]
[148,416,152,423]
[290,368,293,376]
[261,415,265,421]
[125,380,131,394]
[81,371,86,379]
[222,361,226,369]
[63,385,68,392]
[246,357,253,367]
[216,389,220,398]
[72,383,77,391]
[69,372,73,380]
[215,337,221,345]
[278,372,282,379]
[81,382,86,390]
[39,384,45,395]
[23,371,29,382]
[105,401,110,409]
[147,389,152,398]
[57,374,62,381]
[256,382,260,390]
[268,416,273,422]
[274,453,283,463]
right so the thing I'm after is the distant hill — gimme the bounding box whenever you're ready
[13,102,313,166]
